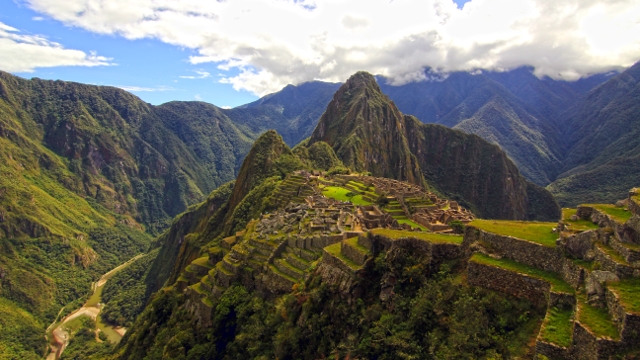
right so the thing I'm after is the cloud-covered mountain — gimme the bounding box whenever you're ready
[16,0,640,95]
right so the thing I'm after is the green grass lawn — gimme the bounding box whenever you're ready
[585,204,633,224]
[322,186,371,205]
[469,219,558,247]
[562,208,599,232]
[608,278,640,314]
[470,253,574,294]
[370,228,463,244]
[539,306,574,347]
[577,295,620,340]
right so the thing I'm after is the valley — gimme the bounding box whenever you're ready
[46,253,143,360]
[0,64,638,359]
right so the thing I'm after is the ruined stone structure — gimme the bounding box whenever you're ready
[178,177,640,358]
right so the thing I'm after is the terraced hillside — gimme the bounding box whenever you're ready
[466,188,640,359]
[177,184,640,359]
[174,171,473,304]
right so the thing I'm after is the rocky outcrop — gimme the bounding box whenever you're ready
[308,71,560,221]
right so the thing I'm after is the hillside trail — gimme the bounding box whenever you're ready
[45,254,144,360]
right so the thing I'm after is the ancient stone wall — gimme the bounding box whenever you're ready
[341,242,368,266]
[606,288,640,343]
[628,189,640,217]
[571,321,620,360]
[357,233,373,252]
[465,226,565,274]
[321,247,357,275]
[536,340,569,360]
[467,261,550,309]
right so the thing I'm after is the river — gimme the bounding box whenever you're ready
[46,254,144,360]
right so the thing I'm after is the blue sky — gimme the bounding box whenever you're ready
[1,0,259,107]
[1,0,638,108]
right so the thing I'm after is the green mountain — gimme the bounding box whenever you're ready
[116,100,636,359]
[548,62,640,206]
[117,125,541,359]
[310,71,560,221]
[228,81,341,146]
[0,71,256,358]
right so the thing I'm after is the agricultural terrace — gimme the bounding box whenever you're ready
[370,228,463,244]
[561,208,599,232]
[470,253,574,294]
[468,219,558,247]
[585,204,633,224]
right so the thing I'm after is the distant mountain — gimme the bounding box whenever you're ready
[377,68,613,185]
[227,81,341,146]
[309,71,560,221]
[231,67,613,187]
[0,71,256,358]
[547,61,640,206]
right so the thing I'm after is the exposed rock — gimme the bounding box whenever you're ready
[586,270,619,307]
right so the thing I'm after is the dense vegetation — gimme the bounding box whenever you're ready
[120,255,540,359]
[101,249,160,328]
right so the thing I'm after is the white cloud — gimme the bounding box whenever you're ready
[114,85,175,92]
[194,94,202,100]
[179,70,211,79]
[220,105,232,109]
[23,0,640,95]
[0,21,113,73]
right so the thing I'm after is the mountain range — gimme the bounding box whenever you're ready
[0,59,638,358]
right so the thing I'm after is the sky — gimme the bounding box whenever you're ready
[1,0,639,108]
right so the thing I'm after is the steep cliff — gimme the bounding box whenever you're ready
[310,72,560,221]
[309,72,424,186]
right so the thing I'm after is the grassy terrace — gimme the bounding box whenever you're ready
[585,204,633,224]
[468,219,558,247]
[539,306,574,347]
[344,236,370,254]
[608,278,640,314]
[470,253,574,294]
[269,264,298,284]
[396,218,427,231]
[577,295,620,340]
[324,242,361,270]
[322,186,371,206]
[562,208,599,232]
[371,228,463,244]
[596,243,631,265]
[191,256,212,267]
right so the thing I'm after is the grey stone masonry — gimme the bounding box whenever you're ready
[536,340,570,360]
[606,287,640,344]
[341,240,369,266]
[467,260,551,309]
[464,226,565,275]
[629,189,640,217]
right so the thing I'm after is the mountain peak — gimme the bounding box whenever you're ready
[343,71,379,89]
[309,71,424,185]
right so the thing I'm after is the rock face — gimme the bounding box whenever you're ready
[309,72,424,186]
[310,71,560,221]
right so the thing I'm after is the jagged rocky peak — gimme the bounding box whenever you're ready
[309,71,424,186]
